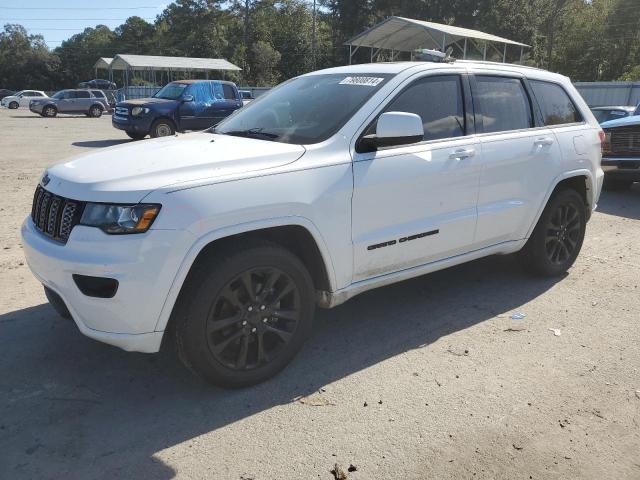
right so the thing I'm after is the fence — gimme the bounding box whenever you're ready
[574,82,640,107]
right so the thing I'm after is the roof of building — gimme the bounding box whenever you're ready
[345,16,530,52]
[106,54,241,72]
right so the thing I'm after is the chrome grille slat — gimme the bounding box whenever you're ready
[30,186,84,244]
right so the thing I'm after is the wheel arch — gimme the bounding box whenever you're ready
[526,170,594,239]
[154,218,337,334]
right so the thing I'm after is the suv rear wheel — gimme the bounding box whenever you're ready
[174,240,315,387]
[43,105,57,117]
[88,104,103,118]
[150,119,175,138]
[520,189,586,277]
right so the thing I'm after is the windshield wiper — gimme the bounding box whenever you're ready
[220,127,280,141]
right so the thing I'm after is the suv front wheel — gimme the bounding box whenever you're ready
[520,189,586,277]
[174,240,315,387]
[150,119,176,138]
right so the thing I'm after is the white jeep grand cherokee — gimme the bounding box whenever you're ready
[22,61,604,387]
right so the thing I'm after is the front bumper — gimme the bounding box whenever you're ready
[21,217,192,353]
[602,157,640,181]
[112,113,153,135]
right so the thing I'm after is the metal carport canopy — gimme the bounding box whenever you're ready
[345,16,529,53]
[93,57,113,70]
[109,54,241,72]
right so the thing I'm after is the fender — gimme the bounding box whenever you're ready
[152,215,338,332]
[525,168,597,239]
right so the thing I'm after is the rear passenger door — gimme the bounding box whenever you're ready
[74,90,92,112]
[208,83,241,124]
[351,73,481,282]
[528,80,590,181]
[471,74,562,247]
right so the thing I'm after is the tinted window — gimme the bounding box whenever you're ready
[22,91,35,96]
[375,75,465,142]
[530,80,582,125]
[90,90,105,98]
[64,91,77,99]
[75,90,90,99]
[215,73,392,144]
[591,109,628,123]
[222,84,236,100]
[475,76,532,133]
[30,92,43,97]
[154,82,188,100]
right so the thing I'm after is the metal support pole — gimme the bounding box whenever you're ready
[442,33,446,51]
[349,44,352,65]
[463,38,467,59]
[503,44,507,63]
[370,47,373,63]
[483,42,487,61]
[519,46,524,63]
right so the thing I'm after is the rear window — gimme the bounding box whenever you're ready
[222,84,236,100]
[530,80,582,126]
[474,76,533,133]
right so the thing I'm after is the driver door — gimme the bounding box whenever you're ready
[351,73,481,282]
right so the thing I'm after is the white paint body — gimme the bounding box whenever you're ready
[22,61,604,353]
[1,90,48,108]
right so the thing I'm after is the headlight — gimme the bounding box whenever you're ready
[131,107,149,117]
[80,203,161,234]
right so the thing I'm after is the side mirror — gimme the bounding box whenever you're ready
[182,95,194,103]
[358,112,423,152]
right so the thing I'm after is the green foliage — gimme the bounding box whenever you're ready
[1,0,639,90]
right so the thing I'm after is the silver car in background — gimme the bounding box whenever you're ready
[29,89,110,118]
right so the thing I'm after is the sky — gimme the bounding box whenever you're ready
[0,1,169,49]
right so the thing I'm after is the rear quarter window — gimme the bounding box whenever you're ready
[530,80,582,126]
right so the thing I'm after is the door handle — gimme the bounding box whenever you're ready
[449,148,476,160]
[534,137,554,146]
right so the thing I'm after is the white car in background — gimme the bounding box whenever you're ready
[1,90,48,109]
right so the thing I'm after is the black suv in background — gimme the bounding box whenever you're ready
[112,79,243,139]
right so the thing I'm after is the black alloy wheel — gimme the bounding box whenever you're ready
[207,267,301,371]
[544,203,581,265]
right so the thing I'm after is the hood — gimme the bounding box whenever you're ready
[2,95,18,103]
[118,97,177,107]
[601,114,640,129]
[44,133,306,203]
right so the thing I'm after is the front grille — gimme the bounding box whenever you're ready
[606,125,640,157]
[114,106,129,120]
[31,185,85,244]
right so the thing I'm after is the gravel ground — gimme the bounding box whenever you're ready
[0,108,639,480]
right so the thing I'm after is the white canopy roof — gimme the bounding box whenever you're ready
[108,54,241,72]
[94,57,113,70]
[345,16,530,52]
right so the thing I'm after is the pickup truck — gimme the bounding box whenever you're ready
[112,79,243,139]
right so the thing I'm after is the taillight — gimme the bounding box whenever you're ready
[599,130,611,155]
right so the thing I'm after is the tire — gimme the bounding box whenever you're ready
[125,131,146,140]
[519,189,586,277]
[603,177,633,191]
[88,104,103,118]
[8,101,18,109]
[43,105,57,117]
[174,240,315,388]
[150,119,175,138]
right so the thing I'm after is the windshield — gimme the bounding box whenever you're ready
[154,82,188,100]
[214,73,392,144]
[52,91,65,99]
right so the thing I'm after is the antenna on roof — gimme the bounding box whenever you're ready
[414,47,455,63]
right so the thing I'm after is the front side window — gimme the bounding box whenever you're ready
[368,75,465,142]
[154,82,188,100]
[214,73,392,144]
[475,76,532,133]
[186,82,214,103]
[530,80,582,126]
[52,91,65,99]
